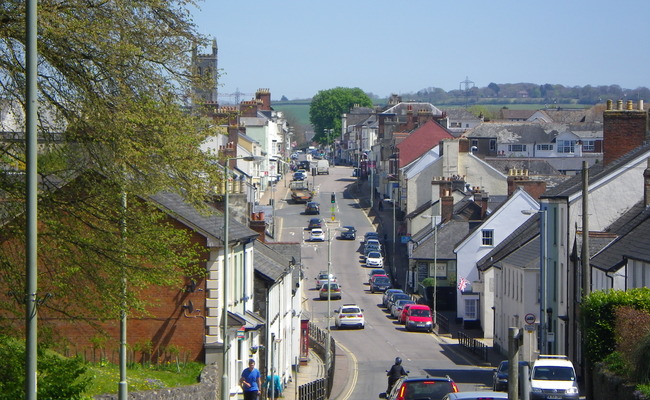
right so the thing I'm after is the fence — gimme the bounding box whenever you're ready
[297,323,335,400]
[435,312,449,334]
[457,331,489,362]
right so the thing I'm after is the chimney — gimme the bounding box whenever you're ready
[602,99,649,165]
[473,187,489,218]
[507,170,547,199]
[440,189,454,222]
[417,108,433,127]
[255,88,271,111]
[644,159,650,207]
[249,215,266,243]
[240,100,258,117]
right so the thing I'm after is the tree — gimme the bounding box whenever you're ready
[487,82,500,97]
[309,87,372,145]
[0,2,219,329]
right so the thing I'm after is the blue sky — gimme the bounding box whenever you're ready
[189,0,650,101]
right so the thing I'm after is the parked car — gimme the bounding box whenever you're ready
[364,232,380,242]
[368,268,387,284]
[492,360,530,392]
[339,226,356,240]
[529,355,579,400]
[334,304,365,329]
[365,251,384,267]
[292,171,306,181]
[390,299,416,319]
[319,282,342,300]
[310,228,325,242]
[386,292,411,311]
[370,275,392,293]
[363,243,382,256]
[305,201,320,215]
[307,218,323,230]
[365,238,382,250]
[442,391,508,400]
[404,304,434,332]
[387,375,458,400]
[398,303,417,324]
[382,289,404,308]
[315,272,336,289]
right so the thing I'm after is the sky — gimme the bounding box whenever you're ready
[189,0,650,101]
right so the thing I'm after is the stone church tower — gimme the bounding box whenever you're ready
[191,39,218,104]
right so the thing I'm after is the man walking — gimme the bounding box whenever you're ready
[240,359,262,400]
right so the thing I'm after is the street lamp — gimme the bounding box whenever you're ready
[220,155,260,400]
[421,214,440,326]
[522,207,548,354]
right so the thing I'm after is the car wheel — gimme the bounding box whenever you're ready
[360,324,365,329]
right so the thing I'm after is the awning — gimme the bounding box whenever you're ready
[228,311,265,331]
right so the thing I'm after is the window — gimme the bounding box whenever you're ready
[536,144,553,151]
[465,299,477,319]
[508,144,527,152]
[471,139,479,148]
[557,140,575,153]
[481,229,494,246]
[489,139,496,151]
[582,140,595,152]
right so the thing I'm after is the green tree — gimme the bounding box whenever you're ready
[487,82,500,97]
[0,335,90,400]
[0,2,217,330]
[309,87,372,145]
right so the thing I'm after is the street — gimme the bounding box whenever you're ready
[274,165,495,399]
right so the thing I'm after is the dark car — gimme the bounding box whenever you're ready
[305,202,320,215]
[307,218,323,230]
[370,275,392,293]
[382,289,404,308]
[493,360,530,392]
[293,171,306,181]
[368,268,387,284]
[386,292,411,310]
[387,376,458,400]
[339,226,356,240]
[364,232,380,242]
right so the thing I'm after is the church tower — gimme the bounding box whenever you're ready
[191,39,218,104]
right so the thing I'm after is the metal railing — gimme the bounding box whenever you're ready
[298,323,335,400]
[458,331,489,362]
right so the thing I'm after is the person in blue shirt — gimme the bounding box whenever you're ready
[264,370,283,399]
[240,359,262,400]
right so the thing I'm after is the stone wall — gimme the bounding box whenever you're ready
[94,364,219,400]
[592,363,647,400]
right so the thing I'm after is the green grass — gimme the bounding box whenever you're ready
[81,361,204,398]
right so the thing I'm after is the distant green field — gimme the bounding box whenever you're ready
[272,102,311,127]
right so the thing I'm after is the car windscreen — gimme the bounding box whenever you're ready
[403,381,452,399]
[532,366,575,381]
[341,307,360,314]
[374,277,390,284]
[368,252,382,258]
[410,309,431,317]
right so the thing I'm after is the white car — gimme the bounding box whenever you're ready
[310,228,325,242]
[365,238,382,250]
[365,251,384,267]
[529,355,579,400]
[315,272,336,289]
[334,304,365,329]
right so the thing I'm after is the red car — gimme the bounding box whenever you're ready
[398,303,417,324]
[404,304,434,332]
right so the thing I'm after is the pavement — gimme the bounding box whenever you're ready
[257,168,504,399]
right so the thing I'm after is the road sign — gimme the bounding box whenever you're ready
[525,313,536,325]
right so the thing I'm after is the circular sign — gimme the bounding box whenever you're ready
[525,313,536,325]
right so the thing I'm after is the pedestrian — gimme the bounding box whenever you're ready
[265,370,283,399]
[240,359,262,400]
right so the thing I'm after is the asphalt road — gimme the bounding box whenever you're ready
[275,165,495,399]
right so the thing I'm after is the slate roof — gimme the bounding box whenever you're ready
[499,109,536,121]
[477,215,540,271]
[543,143,650,198]
[148,191,258,243]
[382,102,444,117]
[590,205,650,271]
[411,220,470,260]
[397,120,454,167]
[537,109,591,124]
[254,241,298,282]
[444,108,481,120]
[464,122,560,143]
[484,158,561,176]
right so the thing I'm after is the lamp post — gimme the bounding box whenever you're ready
[522,208,548,354]
[220,156,259,400]
[325,226,332,380]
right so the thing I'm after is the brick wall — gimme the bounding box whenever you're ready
[603,107,648,166]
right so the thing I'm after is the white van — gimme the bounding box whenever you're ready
[529,355,579,400]
[316,159,330,175]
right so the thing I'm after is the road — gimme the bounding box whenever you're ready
[275,165,494,399]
